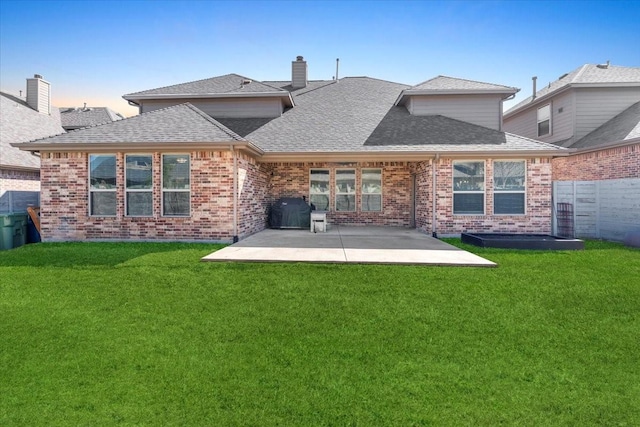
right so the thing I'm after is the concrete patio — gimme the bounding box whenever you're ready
[202,226,496,267]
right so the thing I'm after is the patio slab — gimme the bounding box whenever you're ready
[202,226,496,267]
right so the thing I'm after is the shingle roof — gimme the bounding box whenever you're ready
[410,75,518,92]
[60,106,125,129]
[506,64,640,115]
[570,101,640,149]
[17,103,245,145]
[0,91,64,169]
[245,77,563,154]
[124,73,287,98]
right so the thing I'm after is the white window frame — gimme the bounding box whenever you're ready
[453,160,485,215]
[125,154,153,217]
[493,160,527,215]
[537,104,551,137]
[88,154,117,217]
[309,169,330,211]
[161,153,191,217]
[335,168,356,212]
[361,168,382,212]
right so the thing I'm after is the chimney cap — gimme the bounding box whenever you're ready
[33,74,43,79]
[296,56,304,61]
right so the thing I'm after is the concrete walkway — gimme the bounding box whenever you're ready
[202,226,496,267]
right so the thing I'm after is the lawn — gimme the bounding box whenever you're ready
[1,240,639,426]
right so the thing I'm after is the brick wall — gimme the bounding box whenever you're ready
[40,151,268,242]
[425,158,553,235]
[268,162,413,227]
[0,168,40,192]
[553,143,640,181]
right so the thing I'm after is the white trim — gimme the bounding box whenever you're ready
[452,160,485,215]
[335,168,356,212]
[537,103,552,137]
[124,154,153,217]
[493,160,527,216]
[309,168,330,211]
[88,153,117,217]
[161,153,191,217]
[361,168,382,212]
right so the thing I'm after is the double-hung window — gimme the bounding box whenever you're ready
[494,161,526,215]
[361,168,382,212]
[125,154,153,216]
[335,169,356,212]
[310,169,330,210]
[162,154,190,216]
[537,104,551,137]
[89,154,116,216]
[453,161,485,215]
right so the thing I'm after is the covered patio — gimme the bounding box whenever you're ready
[202,226,496,267]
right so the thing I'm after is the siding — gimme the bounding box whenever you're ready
[140,97,284,118]
[574,87,640,140]
[26,78,50,114]
[503,91,574,145]
[408,94,502,130]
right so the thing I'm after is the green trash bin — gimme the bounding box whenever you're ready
[1,214,28,251]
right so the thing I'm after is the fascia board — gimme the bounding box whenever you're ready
[395,89,518,106]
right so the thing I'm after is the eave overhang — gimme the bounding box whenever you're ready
[395,88,519,106]
[12,140,264,157]
[504,82,640,119]
[123,91,295,108]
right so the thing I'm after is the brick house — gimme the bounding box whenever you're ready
[14,57,567,243]
[503,63,639,241]
[1,75,65,213]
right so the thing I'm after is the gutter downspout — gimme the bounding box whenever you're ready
[432,154,440,238]
[231,145,239,243]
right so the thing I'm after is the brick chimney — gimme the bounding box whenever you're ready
[26,74,51,114]
[291,56,307,89]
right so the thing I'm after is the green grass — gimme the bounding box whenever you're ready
[1,241,639,426]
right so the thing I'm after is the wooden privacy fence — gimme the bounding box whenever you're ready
[553,178,640,241]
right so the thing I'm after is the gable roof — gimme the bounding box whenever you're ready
[13,103,263,154]
[395,75,518,106]
[123,73,294,107]
[505,64,640,117]
[570,101,640,149]
[60,106,125,129]
[0,91,65,170]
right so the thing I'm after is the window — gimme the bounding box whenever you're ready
[335,169,355,212]
[494,161,526,215]
[310,169,330,210]
[125,154,153,216]
[162,154,190,216]
[361,169,382,212]
[537,104,551,137]
[453,161,485,215]
[89,154,116,216]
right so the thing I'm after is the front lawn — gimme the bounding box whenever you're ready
[1,241,639,425]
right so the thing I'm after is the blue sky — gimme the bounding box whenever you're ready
[1,0,639,117]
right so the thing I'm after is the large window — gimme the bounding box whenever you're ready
[125,154,153,216]
[335,169,356,212]
[162,154,190,216]
[309,169,330,211]
[361,169,382,212]
[494,161,526,215]
[537,104,551,137]
[453,161,485,215]
[89,154,116,216]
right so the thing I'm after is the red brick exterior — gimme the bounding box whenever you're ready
[40,151,270,242]
[40,152,554,241]
[428,158,552,235]
[0,168,40,192]
[553,143,640,181]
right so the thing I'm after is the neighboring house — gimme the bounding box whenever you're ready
[60,105,125,131]
[0,75,65,213]
[504,63,640,241]
[14,57,567,243]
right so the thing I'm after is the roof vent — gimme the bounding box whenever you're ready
[596,60,610,69]
[558,73,569,80]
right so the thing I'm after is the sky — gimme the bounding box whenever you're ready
[1,0,639,117]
